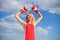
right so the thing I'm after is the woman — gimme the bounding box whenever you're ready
[15,6,43,40]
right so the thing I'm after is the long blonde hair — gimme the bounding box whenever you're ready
[26,14,35,23]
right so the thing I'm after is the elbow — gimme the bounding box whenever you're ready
[40,15,43,19]
[15,14,18,18]
[42,15,43,18]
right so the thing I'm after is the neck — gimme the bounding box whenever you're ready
[28,21,32,24]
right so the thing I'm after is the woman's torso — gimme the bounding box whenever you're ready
[24,23,35,40]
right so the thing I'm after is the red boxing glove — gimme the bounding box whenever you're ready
[24,6,28,11]
[31,6,39,13]
[20,6,28,13]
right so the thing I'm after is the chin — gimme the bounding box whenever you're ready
[28,20,32,21]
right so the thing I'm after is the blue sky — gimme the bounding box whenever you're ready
[0,0,60,40]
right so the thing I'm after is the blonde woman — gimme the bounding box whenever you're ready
[15,6,43,40]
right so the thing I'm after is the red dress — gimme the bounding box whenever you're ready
[24,23,35,40]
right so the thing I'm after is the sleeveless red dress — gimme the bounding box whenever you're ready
[24,23,35,40]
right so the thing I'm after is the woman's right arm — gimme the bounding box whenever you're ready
[15,11,26,28]
[15,6,28,28]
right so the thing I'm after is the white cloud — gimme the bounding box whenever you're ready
[0,31,24,40]
[0,14,25,40]
[31,0,60,14]
[0,15,24,31]
[48,8,60,14]
[0,15,25,40]
[0,0,22,11]
[35,26,52,35]
[27,0,60,14]
[35,27,48,35]
[0,0,60,15]
[45,26,52,30]
[0,0,32,12]
[0,21,24,30]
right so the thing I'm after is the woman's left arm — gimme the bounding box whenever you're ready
[31,6,43,27]
[34,12,43,26]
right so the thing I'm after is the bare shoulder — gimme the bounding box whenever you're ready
[25,23,27,26]
[33,22,36,28]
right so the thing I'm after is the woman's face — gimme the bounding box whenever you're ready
[27,14,33,21]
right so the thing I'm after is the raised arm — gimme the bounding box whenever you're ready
[15,12,26,28]
[34,12,43,26]
[15,6,28,28]
[31,6,43,27]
